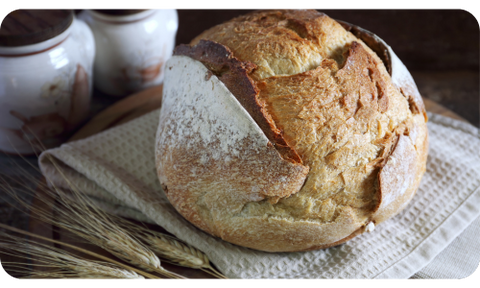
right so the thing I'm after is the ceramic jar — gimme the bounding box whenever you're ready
[0,10,95,155]
[78,9,178,97]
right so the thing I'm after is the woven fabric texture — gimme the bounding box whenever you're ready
[39,111,480,279]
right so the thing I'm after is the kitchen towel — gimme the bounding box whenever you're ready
[39,109,480,279]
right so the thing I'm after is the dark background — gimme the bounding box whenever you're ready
[175,10,479,71]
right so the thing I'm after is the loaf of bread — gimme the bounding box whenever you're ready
[155,10,428,252]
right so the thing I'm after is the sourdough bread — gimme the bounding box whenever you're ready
[155,10,428,252]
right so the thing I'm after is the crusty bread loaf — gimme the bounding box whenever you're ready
[155,10,428,252]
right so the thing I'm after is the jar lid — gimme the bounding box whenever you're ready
[0,10,73,47]
[93,10,147,16]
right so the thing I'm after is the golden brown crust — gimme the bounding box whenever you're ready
[339,19,427,122]
[338,20,392,75]
[156,10,429,252]
[191,10,356,80]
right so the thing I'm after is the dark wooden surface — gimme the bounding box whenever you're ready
[1,9,479,279]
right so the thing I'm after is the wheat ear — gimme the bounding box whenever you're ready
[145,234,226,279]
[1,164,223,279]
[0,223,159,279]
[50,155,192,279]
[1,154,186,279]
[113,217,226,278]
[0,233,144,279]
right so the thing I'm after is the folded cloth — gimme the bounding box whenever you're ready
[39,109,480,279]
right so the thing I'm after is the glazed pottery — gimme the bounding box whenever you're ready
[0,12,95,154]
[78,9,178,96]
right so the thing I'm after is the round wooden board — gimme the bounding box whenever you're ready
[69,84,164,142]
[27,84,468,279]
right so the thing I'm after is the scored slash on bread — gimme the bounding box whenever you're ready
[173,40,303,164]
[156,56,310,238]
[156,10,428,252]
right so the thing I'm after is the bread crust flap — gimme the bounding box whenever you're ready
[156,56,309,243]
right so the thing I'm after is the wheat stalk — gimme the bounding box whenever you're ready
[1,156,186,279]
[2,262,141,279]
[0,239,144,279]
[0,184,179,279]
[0,231,156,280]
[1,145,225,279]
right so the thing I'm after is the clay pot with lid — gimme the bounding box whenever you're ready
[0,10,95,155]
[78,9,178,97]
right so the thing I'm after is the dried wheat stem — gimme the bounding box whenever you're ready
[3,154,186,279]
[0,223,159,279]
[114,217,226,279]
[0,178,163,277]
[146,235,227,279]
[1,233,144,279]
[46,157,188,279]
[2,148,201,279]
[1,179,185,279]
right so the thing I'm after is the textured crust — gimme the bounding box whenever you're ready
[157,56,309,239]
[174,40,303,164]
[338,20,392,75]
[339,19,427,122]
[156,10,428,252]
[373,114,429,224]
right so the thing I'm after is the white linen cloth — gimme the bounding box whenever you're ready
[39,110,480,279]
